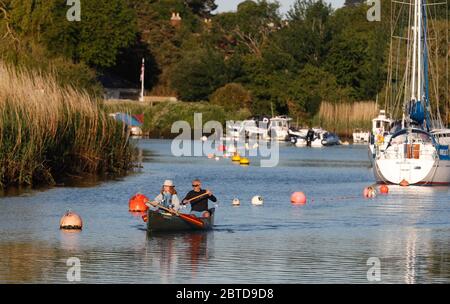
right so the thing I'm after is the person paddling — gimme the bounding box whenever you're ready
[182,179,217,218]
[148,180,180,212]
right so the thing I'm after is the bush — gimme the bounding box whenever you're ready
[210,83,252,111]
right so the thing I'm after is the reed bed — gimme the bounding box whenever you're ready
[0,63,133,189]
[316,101,379,138]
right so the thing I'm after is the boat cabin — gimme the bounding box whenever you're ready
[269,116,292,129]
[372,110,394,136]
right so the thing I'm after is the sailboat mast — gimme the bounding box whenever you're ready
[411,0,418,101]
[417,0,422,103]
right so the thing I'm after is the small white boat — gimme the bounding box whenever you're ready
[268,116,292,141]
[353,128,370,144]
[290,128,339,147]
[130,126,143,137]
[368,110,395,159]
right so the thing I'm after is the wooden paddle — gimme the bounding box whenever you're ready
[182,191,210,205]
[145,201,204,228]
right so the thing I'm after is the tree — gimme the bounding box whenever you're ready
[212,0,281,57]
[279,0,333,67]
[185,0,217,17]
[325,4,387,99]
[40,0,137,68]
[170,48,229,101]
[210,83,252,110]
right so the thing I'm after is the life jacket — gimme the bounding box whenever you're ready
[376,134,384,145]
[160,192,173,208]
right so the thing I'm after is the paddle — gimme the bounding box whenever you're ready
[145,201,205,228]
[182,192,210,205]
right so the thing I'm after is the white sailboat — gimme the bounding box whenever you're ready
[373,0,450,185]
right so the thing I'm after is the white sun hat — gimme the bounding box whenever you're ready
[163,180,174,187]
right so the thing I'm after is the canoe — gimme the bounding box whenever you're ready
[147,208,215,232]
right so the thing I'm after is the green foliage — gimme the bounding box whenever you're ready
[170,48,229,101]
[3,0,137,68]
[43,0,137,68]
[1,0,393,122]
[211,0,281,56]
[185,0,217,17]
[210,83,252,110]
[104,101,251,138]
[325,4,387,100]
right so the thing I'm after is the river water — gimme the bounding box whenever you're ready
[1,139,450,283]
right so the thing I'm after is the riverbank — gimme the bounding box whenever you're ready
[104,101,252,138]
[105,100,378,140]
[0,63,134,190]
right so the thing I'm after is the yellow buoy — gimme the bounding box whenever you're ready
[240,157,250,165]
[232,154,241,162]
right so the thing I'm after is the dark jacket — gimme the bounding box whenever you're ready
[182,189,217,212]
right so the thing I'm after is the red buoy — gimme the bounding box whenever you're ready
[291,192,307,205]
[380,184,389,194]
[129,193,149,212]
[363,186,376,198]
[60,211,83,230]
[218,145,226,152]
[399,179,409,187]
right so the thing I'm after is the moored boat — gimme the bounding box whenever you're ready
[371,0,450,185]
[353,128,370,144]
[147,208,215,232]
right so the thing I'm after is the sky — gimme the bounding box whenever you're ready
[214,0,346,14]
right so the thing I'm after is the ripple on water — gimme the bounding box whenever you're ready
[1,140,450,283]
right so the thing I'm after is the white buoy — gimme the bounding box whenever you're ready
[215,156,220,161]
[232,198,240,206]
[251,196,264,206]
[253,143,259,149]
[201,136,208,141]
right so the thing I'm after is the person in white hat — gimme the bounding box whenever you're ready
[148,180,180,211]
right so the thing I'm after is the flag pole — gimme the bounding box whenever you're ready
[140,58,145,102]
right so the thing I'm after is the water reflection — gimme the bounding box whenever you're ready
[405,228,417,284]
[146,232,210,283]
[59,230,82,251]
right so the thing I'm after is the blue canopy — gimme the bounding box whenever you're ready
[409,100,425,125]
[113,113,143,127]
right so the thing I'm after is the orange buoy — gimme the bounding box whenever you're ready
[202,211,210,218]
[129,193,150,212]
[142,213,148,222]
[380,184,389,194]
[399,179,409,187]
[291,192,307,205]
[363,186,376,198]
[207,153,214,159]
[218,145,226,152]
[60,211,83,230]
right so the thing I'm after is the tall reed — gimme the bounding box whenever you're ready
[315,101,379,138]
[0,62,133,189]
